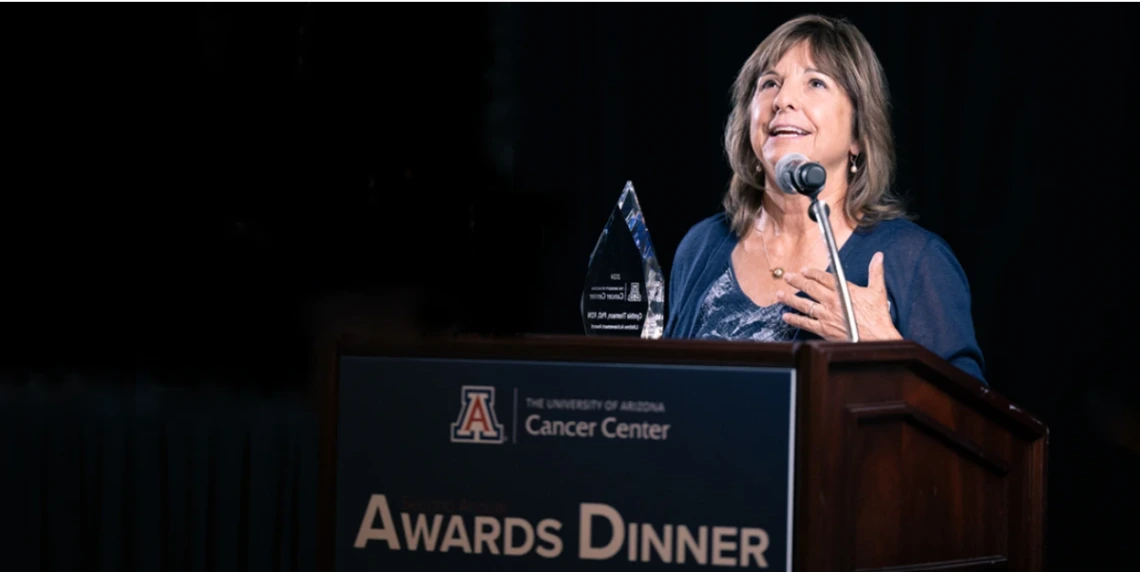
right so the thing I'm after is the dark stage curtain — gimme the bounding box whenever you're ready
[0,380,317,572]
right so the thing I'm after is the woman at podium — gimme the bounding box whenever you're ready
[664,14,986,384]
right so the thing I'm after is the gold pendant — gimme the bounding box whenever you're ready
[772,267,784,279]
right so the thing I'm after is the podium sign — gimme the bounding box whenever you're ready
[334,355,796,571]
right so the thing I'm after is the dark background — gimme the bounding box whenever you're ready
[0,3,1135,570]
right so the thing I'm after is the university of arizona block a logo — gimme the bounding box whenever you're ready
[450,386,506,444]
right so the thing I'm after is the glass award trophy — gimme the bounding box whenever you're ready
[581,181,665,339]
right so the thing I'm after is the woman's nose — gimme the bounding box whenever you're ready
[772,84,800,112]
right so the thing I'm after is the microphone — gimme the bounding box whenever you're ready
[775,153,827,197]
[772,153,860,342]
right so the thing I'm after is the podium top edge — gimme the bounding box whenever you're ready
[329,334,1046,436]
[337,333,800,367]
[334,334,947,372]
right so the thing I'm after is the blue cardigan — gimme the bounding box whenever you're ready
[664,213,987,384]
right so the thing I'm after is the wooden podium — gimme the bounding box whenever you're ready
[316,334,1047,572]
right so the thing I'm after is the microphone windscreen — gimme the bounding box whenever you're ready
[775,153,807,195]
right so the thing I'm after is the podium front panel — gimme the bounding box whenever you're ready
[332,355,797,571]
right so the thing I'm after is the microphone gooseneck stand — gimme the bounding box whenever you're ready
[807,199,859,342]
[778,153,860,343]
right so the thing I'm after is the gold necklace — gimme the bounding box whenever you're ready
[756,222,823,280]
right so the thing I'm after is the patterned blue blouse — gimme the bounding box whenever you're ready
[692,266,800,342]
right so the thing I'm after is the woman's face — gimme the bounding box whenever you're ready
[750,42,860,184]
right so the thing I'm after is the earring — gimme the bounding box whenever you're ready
[849,155,858,173]
[755,164,763,174]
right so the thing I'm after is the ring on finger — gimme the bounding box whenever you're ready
[809,302,818,319]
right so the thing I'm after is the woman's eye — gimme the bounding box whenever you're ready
[809,79,826,88]
[760,79,778,89]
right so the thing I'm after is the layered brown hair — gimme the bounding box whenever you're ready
[723,14,908,237]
